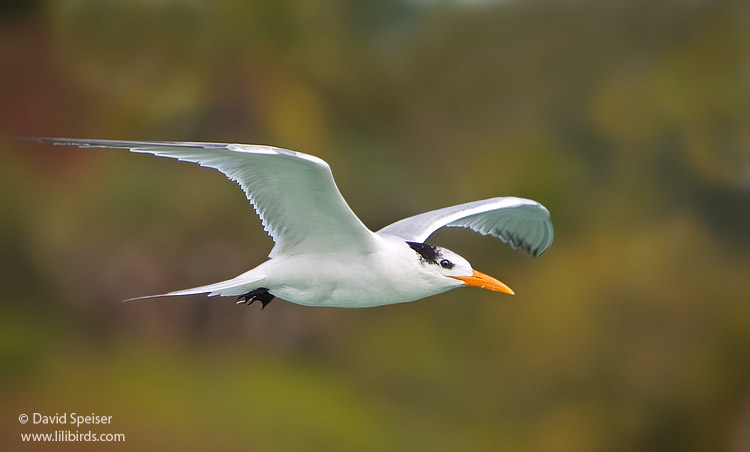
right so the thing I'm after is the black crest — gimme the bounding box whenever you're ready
[406,241,441,265]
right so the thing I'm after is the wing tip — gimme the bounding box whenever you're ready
[20,136,68,145]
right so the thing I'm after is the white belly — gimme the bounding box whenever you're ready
[262,247,457,308]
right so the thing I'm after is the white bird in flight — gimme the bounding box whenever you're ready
[33,138,554,309]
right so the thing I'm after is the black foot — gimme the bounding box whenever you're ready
[237,287,275,309]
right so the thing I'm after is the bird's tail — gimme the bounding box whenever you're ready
[124,270,266,302]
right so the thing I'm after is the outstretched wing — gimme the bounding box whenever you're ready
[377,197,554,257]
[33,138,378,258]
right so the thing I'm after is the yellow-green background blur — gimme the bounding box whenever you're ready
[2,1,749,451]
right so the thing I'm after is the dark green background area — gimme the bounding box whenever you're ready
[1,1,748,451]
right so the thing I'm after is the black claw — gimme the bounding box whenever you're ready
[237,288,275,309]
[236,294,253,305]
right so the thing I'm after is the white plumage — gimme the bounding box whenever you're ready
[33,138,554,308]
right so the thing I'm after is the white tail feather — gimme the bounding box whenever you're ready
[123,272,266,302]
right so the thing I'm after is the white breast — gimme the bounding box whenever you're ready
[264,236,461,307]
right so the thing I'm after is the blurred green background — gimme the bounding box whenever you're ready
[2,1,749,451]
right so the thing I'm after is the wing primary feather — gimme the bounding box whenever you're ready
[29,137,379,258]
[378,197,553,257]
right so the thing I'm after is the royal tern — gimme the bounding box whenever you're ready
[32,138,554,308]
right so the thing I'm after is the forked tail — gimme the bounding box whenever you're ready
[124,271,266,302]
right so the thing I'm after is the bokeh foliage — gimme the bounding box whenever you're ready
[1,1,749,451]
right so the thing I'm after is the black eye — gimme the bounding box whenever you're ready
[440,259,454,269]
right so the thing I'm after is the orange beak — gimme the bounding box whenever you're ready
[450,270,514,295]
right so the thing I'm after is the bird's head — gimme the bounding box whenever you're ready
[406,242,514,295]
